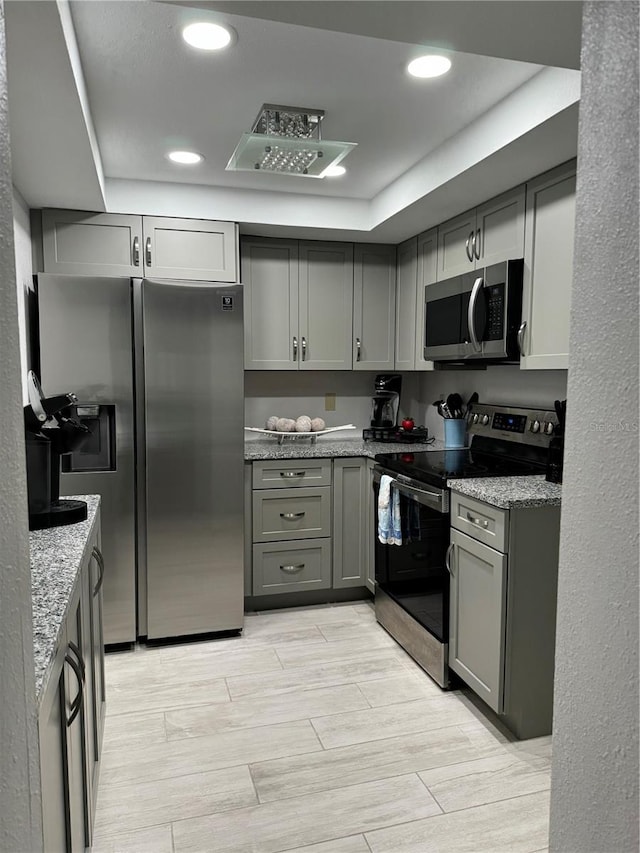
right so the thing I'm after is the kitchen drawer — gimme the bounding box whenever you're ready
[252,459,332,489]
[252,487,331,542]
[253,539,332,595]
[450,491,509,552]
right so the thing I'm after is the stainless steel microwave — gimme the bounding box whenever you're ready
[424,259,524,363]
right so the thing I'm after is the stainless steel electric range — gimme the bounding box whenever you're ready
[372,402,558,688]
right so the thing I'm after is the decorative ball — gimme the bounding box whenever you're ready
[265,416,279,431]
[276,417,296,432]
[310,417,326,432]
[295,415,312,433]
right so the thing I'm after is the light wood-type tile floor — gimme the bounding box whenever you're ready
[91,601,552,853]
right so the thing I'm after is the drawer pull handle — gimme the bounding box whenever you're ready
[467,512,489,529]
[280,563,305,574]
[280,471,305,478]
[280,512,306,520]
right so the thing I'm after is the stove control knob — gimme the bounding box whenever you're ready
[544,421,555,435]
[472,413,480,424]
[530,419,540,433]
[481,414,490,426]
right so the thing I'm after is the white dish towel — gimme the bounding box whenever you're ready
[378,474,402,545]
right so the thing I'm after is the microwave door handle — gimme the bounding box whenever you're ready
[468,276,484,353]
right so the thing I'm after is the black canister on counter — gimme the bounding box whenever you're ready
[546,399,566,483]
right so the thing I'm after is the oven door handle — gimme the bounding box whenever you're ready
[374,468,447,512]
[467,276,484,353]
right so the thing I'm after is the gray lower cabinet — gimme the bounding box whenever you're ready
[250,459,333,596]
[248,457,374,598]
[448,528,507,713]
[365,458,376,594]
[253,540,332,594]
[37,515,106,851]
[41,209,238,281]
[448,491,561,738]
[332,458,368,588]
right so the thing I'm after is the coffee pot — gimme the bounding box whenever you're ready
[370,374,402,428]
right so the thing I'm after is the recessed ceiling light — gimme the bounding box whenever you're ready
[323,165,346,177]
[407,55,452,79]
[182,22,233,51]
[167,150,203,165]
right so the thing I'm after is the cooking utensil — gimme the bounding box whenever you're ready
[447,393,464,419]
[466,392,479,414]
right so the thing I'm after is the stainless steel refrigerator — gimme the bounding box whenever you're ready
[36,274,244,643]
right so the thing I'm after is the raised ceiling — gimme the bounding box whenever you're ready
[4,0,582,242]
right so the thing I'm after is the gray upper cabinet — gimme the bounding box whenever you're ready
[394,237,418,370]
[42,209,143,277]
[448,527,507,714]
[299,241,354,370]
[242,237,299,369]
[436,209,477,279]
[394,231,436,371]
[520,161,576,370]
[142,216,238,281]
[415,228,437,370]
[41,209,238,281]
[353,244,396,371]
[243,237,354,370]
[436,185,525,280]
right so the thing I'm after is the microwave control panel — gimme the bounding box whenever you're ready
[485,284,505,341]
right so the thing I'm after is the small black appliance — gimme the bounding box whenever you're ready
[24,371,91,530]
[370,374,402,428]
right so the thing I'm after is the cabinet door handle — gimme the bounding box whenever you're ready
[280,471,305,478]
[445,543,454,574]
[132,236,140,266]
[467,512,489,529]
[67,640,85,682]
[92,545,105,597]
[474,229,481,260]
[356,337,361,362]
[465,232,474,262]
[301,336,307,361]
[292,336,298,362]
[280,512,306,520]
[280,563,305,574]
[64,651,84,727]
[145,237,152,267]
[517,321,527,356]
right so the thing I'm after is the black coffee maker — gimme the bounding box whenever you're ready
[24,371,91,530]
[370,374,402,428]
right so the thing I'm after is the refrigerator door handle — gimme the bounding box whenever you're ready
[145,237,152,267]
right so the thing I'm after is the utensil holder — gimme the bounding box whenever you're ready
[444,418,466,449]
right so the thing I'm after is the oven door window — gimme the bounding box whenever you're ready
[374,482,449,642]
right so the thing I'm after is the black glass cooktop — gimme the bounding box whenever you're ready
[375,437,546,489]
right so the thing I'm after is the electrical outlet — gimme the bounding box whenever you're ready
[324,393,336,412]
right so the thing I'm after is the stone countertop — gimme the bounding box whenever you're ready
[244,436,446,461]
[30,495,100,703]
[448,475,562,509]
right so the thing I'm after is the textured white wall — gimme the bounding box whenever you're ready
[549,3,639,852]
[0,2,42,850]
[12,186,32,404]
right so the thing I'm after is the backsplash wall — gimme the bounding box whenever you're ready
[244,371,420,436]
[418,366,568,442]
[244,368,566,441]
